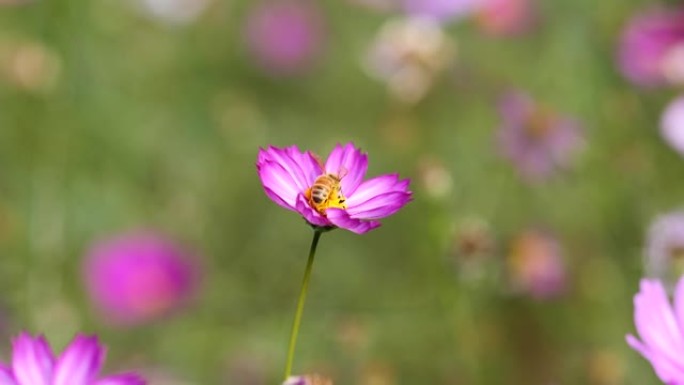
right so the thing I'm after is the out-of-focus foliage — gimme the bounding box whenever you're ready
[0,0,678,383]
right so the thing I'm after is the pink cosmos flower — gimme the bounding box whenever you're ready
[256,143,412,234]
[497,91,583,181]
[244,0,326,76]
[402,0,479,22]
[627,278,684,384]
[662,96,684,156]
[475,0,537,37]
[618,7,684,87]
[0,332,145,385]
[83,231,200,326]
[507,229,566,300]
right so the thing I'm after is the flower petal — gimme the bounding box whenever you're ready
[326,208,381,234]
[0,364,17,385]
[286,146,322,186]
[96,374,147,385]
[11,333,55,385]
[259,146,311,192]
[295,194,331,227]
[324,143,368,196]
[676,276,684,333]
[53,335,105,385]
[346,174,409,207]
[627,334,684,383]
[283,376,307,385]
[634,280,684,370]
[263,186,296,211]
[258,160,301,209]
[347,191,412,219]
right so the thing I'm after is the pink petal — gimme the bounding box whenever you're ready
[676,276,684,333]
[627,334,652,359]
[326,208,381,234]
[324,143,368,196]
[346,174,409,207]
[627,334,684,383]
[295,194,331,227]
[260,146,311,192]
[96,374,146,385]
[258,160,301,208]
[347,191,412,219]
[263,186,297,211]
[0,364,17,385]
[53,335,105,385]
[634,280,684,369]
[286,146,322,186]
[11,333,55,385]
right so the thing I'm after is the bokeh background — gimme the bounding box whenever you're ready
[0,0,681,383]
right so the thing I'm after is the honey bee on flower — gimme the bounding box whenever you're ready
[305,158,348,213]
[256,143,412,234]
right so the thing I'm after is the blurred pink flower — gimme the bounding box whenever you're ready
[497,91,583,181]
[256,143,412,234]
[83,231,199,326]
[475,0,536,36]
[508,230,566,300]
[662,96,684,156]
[244,0,326,76]
[402,0,478,22]
[0,332,145,385]
[627,278,684,384]
[618,7,684,87]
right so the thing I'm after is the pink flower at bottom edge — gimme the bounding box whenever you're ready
[1,332,145,385]
[256,143,412,234]
[627,278,684,384]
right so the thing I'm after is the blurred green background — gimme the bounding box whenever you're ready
[0,0,678,383]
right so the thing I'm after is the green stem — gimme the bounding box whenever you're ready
[284,230,323,380]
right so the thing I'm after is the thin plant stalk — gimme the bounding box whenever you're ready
[284,230,323,380]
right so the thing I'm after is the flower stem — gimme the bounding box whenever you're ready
[284,230,323,380]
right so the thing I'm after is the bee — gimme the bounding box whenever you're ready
[306,157,348,214]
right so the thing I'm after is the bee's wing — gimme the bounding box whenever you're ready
[311,152,326,173]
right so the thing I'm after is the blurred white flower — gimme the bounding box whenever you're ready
[661,96,684,156]
[645,210,684,289]
[138,0,211,25]
[364,16,455,104]
[417,156,453,199]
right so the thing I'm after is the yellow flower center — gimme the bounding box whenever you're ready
[525,108,554,140]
